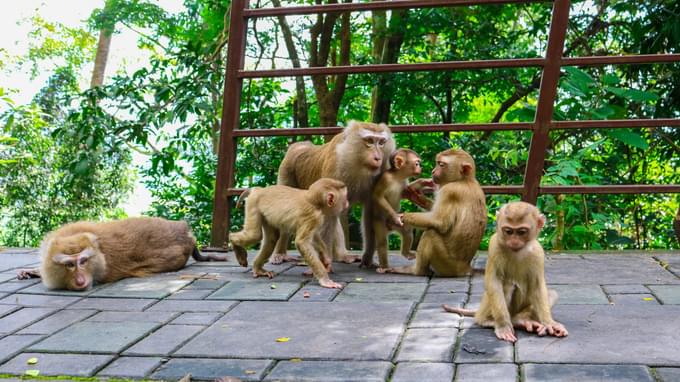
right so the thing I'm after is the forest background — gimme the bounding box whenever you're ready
[1,0,678,251]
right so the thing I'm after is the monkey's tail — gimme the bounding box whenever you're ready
[235,188,252,209]
[442,304,476,317]
[191,246,227,262]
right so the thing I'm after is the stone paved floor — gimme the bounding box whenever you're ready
[0,248,679,381]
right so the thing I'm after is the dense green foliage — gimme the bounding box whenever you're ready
[1,0,678,249]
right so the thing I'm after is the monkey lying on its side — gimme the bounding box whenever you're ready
[443,201,568,342]
[18,217,225,291]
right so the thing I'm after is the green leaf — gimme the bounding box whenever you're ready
[25,370,40,377]
[602,73,620,85]
[605,87,659,102]
[564,66,596,88]
[607,129,649,150]
[74,158,90,174]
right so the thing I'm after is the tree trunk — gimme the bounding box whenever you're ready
[272,0,309,128]
[370,9,408,124]
[90,28,113,88]
[552,194,565,251]
[309,0,352,128]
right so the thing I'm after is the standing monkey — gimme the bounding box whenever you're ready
[443,201,568,342]
[25,217,222,291]
[274,121,396,266]
[383,149,487,276]
[369,148,423,270]
[229,178,349,289]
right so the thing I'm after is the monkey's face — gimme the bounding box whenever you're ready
[499,225,531,251]
[432,155,451,184]
[49,234,99,291]
[407,155,422,177]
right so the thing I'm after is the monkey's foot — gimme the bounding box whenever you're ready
[270,253,300,264]
[252,269,274,279]
[318,277,343,289]
[494,326,517,343]
[514,319,545,334]
[17,268,41,280]
[337,254,361,264]
[232,246,249,267]
[302,269,313,277]
[376,267,388,274]
[359,260,379,269]
[539,322,568,337]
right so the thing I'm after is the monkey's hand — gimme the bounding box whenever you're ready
[494,325,517,343]
[403,186,433,210]
[17,268,41,280]
[408,178,435,192]
[391,213,404,227]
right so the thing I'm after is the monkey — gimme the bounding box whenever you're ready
[443,201,568,343]
[382,149,487,276]
[368,148,423,270]
[21,217,221,291]
[274,120,396,267]
[229,178,349,289]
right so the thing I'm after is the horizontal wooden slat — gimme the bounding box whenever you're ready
[552,119,680,129]
[243,0,551,18]
[563,54,680,66]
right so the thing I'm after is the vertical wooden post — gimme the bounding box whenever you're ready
[522,0,570,204]
[211,0,249,248]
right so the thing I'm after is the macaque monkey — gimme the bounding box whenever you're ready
[382,149,486,276]
[443,201,568,342]
[24,217,221,291]
[275,120,396,267]
[229,178,349,289]
[369,148,422,270]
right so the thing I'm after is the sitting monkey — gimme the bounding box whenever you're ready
[229,178,349,289]
[26,217,222,291]
[383,149,487,276]
[443,201,568,342]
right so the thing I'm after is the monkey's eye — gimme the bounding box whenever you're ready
[64,262,76,270]
[516,228,528,236]
[363,138,373,147]
[78,257,88,266]
[377,139,386,147]
[502,228,514,235]
[437,162,445,168]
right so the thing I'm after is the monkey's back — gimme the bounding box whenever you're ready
[52,217,196,283]
[440,180,487,260]
[277,138,338,189]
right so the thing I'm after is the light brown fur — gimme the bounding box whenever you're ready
[443,201,568,342]
[370,149,422,269]
[274,121,395,266]
[383,149,487,276]
[38,217,200,291]
[229,178,349,289]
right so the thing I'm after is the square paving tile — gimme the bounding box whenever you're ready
[90,276,191,298]
[176,301,413,360]
[171,312,222,325]
[422,292,467,305]
[18,282,103,296]
[455,328,514,363]
[263,360,392,382]
[0,304,20,318]
[167,289,213,299]
[656,368,680,382]
[455,363,517,382]
[517,305,680,365]
[391,362,454,382]
[97,356,164,378]
[0,352,114,377]
[0,294,82,308]
[207,280,302,300]
[0,308,57,334]
[0,335,43,363]
[648,285,680,304]
[334,283,427,302]
[395,327,458,362]
[0,280,38,293]
[145,300,238,312]
[28,321,159,353]
[123,324,204,356]
[427,279,469,294]
[87,311,177,323]
[289,285,342,302]
[609,294,659,305]
[522,363,653,382]
[546,256,680,284]
[0,253,40,271]
[602,284,650,294]
[67,297,157,311]
[151,358,273,381]
[321,262,428,283]
[17,309,97,334]
[409,303,461,328]
[550,284,609,304]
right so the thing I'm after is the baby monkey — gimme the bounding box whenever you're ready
[371,148,427,271]
[443,201,568,342]
[229,178,348,289]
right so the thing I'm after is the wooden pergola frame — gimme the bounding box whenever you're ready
[210,0,680,247]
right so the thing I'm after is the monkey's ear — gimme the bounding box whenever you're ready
[461,163,473,176]
[82,232,98,246]
[394,155,405,169]
[326,192,336,208]
[537,214,546,230]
